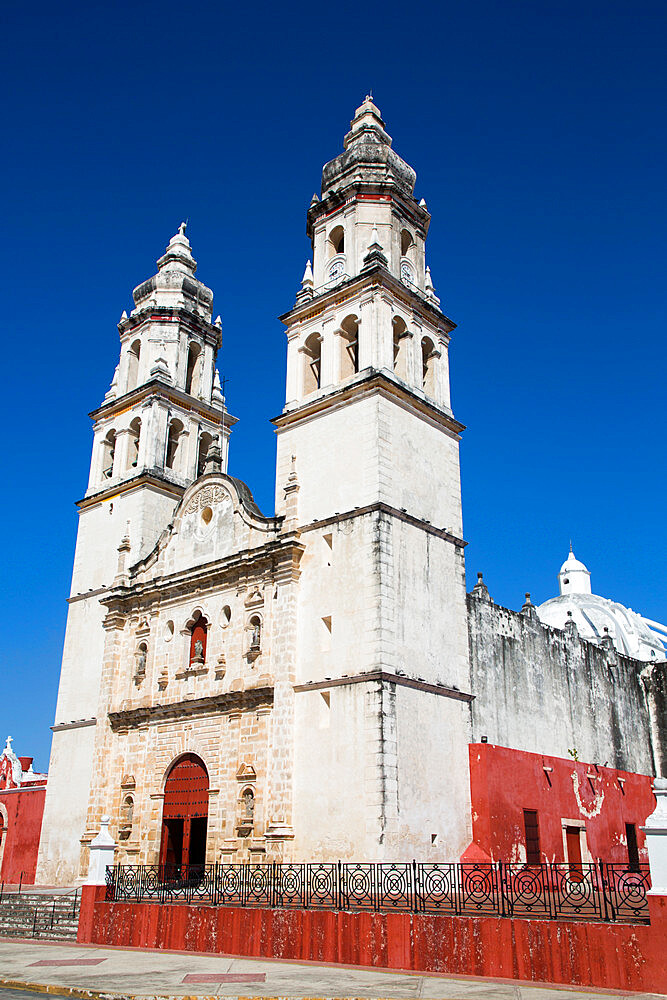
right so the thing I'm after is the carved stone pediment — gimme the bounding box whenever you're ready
[244,588,264,609]
[236,762,256,782]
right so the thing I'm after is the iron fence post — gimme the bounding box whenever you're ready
[600,861,612,922]
[337,860,343,911]
[497,860,505,918]
[32,907,37,937]
[412,860,418,914]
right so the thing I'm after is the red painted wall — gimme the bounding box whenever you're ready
[77,888,667,995]
[463,743,655,864]
[0,784,46,884]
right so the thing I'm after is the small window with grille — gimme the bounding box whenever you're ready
[523,809,541,865]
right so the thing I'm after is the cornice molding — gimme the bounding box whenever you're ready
[279,262,454,333]
[89,379,236,427]
[272,371,465,438]
[109,687,274,730]
[294,670,474,702]
[78,472,186,510]
[299,502,466,549]
[101,532,305,612]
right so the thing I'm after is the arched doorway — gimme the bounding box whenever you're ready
[159,754,209,872]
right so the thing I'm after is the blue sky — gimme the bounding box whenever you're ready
[1,1,666,770]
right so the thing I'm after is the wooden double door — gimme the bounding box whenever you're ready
[159,754,209,870]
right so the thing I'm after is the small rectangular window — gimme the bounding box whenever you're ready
[523,809,541,865]
[626,823,640,872]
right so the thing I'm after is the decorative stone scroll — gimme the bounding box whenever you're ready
[184,484,230,515]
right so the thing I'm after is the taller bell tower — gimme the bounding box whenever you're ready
[280,100,473,861]
[37,227,236,883]
[275,98,462,532]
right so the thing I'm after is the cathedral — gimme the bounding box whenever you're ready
[35,99,666,886]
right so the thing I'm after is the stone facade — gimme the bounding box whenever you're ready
[36,98,666,885]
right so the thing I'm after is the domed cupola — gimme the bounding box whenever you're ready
[320,96,417,199]
[558,544,591,596]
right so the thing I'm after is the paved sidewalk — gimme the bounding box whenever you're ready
[0,938,661,1000]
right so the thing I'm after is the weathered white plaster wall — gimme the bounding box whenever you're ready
[35,723,97,884]
[468,594,660,775]
[391,686,472,859]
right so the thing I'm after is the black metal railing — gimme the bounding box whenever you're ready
[105,860,651,924]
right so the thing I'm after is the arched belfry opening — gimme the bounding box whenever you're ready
[159,754,209,871]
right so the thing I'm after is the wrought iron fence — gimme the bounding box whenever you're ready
[105,860,651,924]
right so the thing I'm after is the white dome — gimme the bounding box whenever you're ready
[538,546,666,661]
[559,551,589,576]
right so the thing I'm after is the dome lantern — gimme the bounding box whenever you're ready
[558,544,591,596]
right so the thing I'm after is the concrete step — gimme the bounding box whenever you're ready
[0,892,80,941]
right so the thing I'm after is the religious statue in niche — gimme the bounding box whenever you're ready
[194,638,204,660]
[134,644,147,683]
[243,788,255,820]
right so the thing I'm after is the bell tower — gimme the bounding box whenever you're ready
[36,227,236,884]
[280,100,473,861]
[275,97,462,532]
[82,223,235,586]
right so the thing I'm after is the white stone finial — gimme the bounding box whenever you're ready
[419,197,427,209]
[301,260,314,287]
[214,315,222,327]
[4,736,12,752]
[86,815,117,886]
[179,221,187,236]
[120,310,128,321]
[424,266,440,305]
[371,224,380,246]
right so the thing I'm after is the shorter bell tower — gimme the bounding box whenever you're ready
[36,226,236,885]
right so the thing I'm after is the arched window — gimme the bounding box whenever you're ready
[400,230,416,286]
[101,430,116,480]
[421,336,437,396]
[302,333,322,395]
[393,317,409,381]
[127,418,141,470]
[328,225,345,257]
[401,229,414,257]
[185,343,202,396]
[165,419,184,472]
[189,612,208,665]
[159,754,209,871]
[326,226,346,283]
[339,315,359,380]
[197,432,213,477]
[127,340,141,391]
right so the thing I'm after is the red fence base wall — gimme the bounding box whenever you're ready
[78,887,667,994]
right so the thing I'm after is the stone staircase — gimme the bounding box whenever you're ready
[0,890,81,940]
